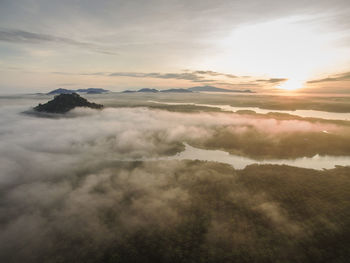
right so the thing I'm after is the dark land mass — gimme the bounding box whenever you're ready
[121,86,253,93]
[48,88,109,95]
[120,92,350,112]
[122,88,161,93]
[137,88,159,93]
[160,88,193,93]
[188,85,254,93]
[34,93,103,113]
[2,160,349,263]
[122,88,159,93]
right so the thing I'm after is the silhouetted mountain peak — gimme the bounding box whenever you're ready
[137,88,159,92]
[160,88,193,93]
[34,93,103,113]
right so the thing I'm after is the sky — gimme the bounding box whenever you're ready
[0,0,349,94]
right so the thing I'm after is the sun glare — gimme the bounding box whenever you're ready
[276,78,305,91]
[210,15,346,87]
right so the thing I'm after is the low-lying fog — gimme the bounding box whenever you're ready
[1,94,349,185]
[0,94,349,262]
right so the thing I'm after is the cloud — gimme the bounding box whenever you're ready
[193,70,237,78]
[109,72,204,81]
[307,71,350,83]
[191,79,216,83]
[0,96,340,186]
[214,82,261,87]
[0,29,117,55]
[0,0,350,95]
[0,96,348,262]
[256,78,288,84]
[52,71,207,81]
[51,70,283,89]
[51,70,233,84]
[108,70,237,82]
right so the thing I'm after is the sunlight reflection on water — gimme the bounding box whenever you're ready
[163,143,350,170]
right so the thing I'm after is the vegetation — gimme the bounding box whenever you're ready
[34,93,103,113]
[2,160,348,262]
[48,88,109,95]
[110,93,350,112]
[192,125,350,159]
[93,93,350,159]
[3,93,350,262]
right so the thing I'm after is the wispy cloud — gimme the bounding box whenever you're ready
[256,78,288,84]
[109,72,204,81]
[52,70,219,82]
[105,71,248,83]
[307,71,350,84]
[0,29,117,55]
[193,70,237,78]
[50,70,285,90]
[215,82,262,87]
[52,72,107,76]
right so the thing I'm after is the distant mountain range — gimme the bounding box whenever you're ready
[188,85,254,93]
[48,88,109,95]
[47,86,254,94]
[122,86,254,93]
[160,88,193,93]
[122,88,192,93]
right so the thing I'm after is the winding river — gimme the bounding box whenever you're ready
[160,143,350,170]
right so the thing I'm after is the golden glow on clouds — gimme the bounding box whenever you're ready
[0,1,349,94]
[211,16,347,90]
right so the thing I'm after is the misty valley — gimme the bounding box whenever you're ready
[2,0,350,262]
[0,92,349,263]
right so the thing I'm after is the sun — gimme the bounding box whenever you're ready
[276,79,305,91]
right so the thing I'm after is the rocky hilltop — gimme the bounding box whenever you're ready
[34,93,103,114]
